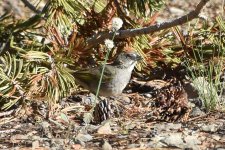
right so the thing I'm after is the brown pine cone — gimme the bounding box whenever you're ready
[152,79,191,122]
[93,99,112,123]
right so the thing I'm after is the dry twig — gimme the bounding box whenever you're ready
[86,0,209,49]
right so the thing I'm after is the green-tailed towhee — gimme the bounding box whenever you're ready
[74,51,142,96]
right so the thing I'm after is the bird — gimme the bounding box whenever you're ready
[73,51,142,96]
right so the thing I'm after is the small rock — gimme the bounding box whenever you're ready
[184,135,201,147]
[85,124,100,133]
[211,134,221,141]
[121,96,131,104]
[147,135,167,148]
[10,134,28,143]
[190,107,205,117]
[75,133,93,145]
[201,124,218,132]
[102,140,113,150]
[163,133,184,148]
[147,141,166,148]
[155,123,182,131]
[127,144,140,149]
[97,122,112,134]
[31,135,41,140]
[40,121,50,128]
[32,140,40,149]
[167,123,182,130]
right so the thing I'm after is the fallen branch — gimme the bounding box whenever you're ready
[86,0,209,50]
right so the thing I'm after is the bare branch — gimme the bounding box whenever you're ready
[86,0,209,50]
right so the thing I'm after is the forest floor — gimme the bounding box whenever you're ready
[0,0,225,149]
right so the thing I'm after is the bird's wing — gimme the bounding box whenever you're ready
[74,65,115,85]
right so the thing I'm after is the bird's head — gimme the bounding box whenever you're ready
[113,51,142,69]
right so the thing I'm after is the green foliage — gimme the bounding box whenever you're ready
[125,0,166,16]
[0,50,76,109]
[185,16,225,111]
[1,0,223,113]
[0,52,24,109]
[44,0,87,36]
[0,12,76,109]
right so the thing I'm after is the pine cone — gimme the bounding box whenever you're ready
[152,80,191,122]
[93,99,112,123]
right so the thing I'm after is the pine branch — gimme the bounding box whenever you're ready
[86,0,209,50]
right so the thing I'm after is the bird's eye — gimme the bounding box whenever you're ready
[127,53,136,59]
